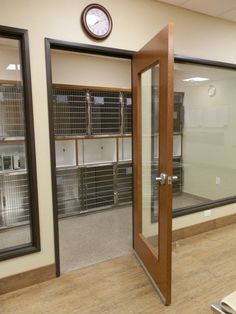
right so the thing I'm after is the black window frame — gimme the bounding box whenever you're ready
[0,25,40,261]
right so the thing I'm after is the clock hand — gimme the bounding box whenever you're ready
[91,18,107,26]
[92,20,100,26]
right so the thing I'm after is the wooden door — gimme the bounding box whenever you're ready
[132,24,174,305]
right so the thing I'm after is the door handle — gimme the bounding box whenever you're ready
[155,173,167,185]
[168,175,178,184]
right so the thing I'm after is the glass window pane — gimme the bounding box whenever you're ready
[141,64,159,256]
[173,62,236,212]
[0,37,32,252]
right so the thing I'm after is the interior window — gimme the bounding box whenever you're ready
[152,61,236,221]
[0,27,40,259]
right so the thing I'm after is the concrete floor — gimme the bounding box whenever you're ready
[59,205,133,273]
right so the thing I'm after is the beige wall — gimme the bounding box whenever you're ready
[1,0,236,278]
[52,50,131,89]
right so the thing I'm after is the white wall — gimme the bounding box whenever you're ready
[1,0,236,278]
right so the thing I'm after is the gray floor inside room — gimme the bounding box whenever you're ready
[173,193,210,211]
[59,205,133,273]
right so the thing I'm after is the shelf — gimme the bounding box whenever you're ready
[0,169,27,175]
[55,134,132,140]
[173,132,182,135]
[0,137,25,142]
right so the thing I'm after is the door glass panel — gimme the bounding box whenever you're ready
[141,64,159,256]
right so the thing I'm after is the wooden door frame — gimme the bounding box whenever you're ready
[44,38,134,276]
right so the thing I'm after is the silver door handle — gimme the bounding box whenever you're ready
[168,175,178,184]
[155,173,167,185]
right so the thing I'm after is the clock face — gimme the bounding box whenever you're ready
[208,85,216,97]
[82,4,112,40]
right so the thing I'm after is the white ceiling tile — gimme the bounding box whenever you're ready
[181,0,236,17]
[219,8,236,22]
[157,0,236,23]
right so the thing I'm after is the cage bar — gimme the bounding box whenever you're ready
[0,84,25,138]
[52,88,87,136]
[0,172,30,229]
[122,91,132,134]
[90,90,121,135]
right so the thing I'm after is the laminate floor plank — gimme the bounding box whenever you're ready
[0,223,236,314]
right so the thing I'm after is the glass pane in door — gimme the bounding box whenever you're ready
[141,64,159,256]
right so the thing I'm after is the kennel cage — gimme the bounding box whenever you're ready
[0,84,25,138]
[56,162,133,217]
[52,88,132,137]
[0,84,30,230]
[0,172,30,228]
[52,88,87,136]
[90,90,121,135]
[52,86,133,218]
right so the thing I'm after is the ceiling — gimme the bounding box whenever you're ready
[157,0,236,23]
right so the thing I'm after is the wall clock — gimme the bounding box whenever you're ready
[81,4,113,40]
[208,85,216,97]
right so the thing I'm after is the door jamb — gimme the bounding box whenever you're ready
[44,38,134,276]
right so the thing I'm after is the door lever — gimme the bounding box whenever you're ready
[155,173,167,185]
[168,175,178,185]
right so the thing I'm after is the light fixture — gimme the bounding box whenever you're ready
[183,77,209,82]
[6,63,21,71]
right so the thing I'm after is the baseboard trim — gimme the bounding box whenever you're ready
[173,213,236,241]
[0,264,56,295]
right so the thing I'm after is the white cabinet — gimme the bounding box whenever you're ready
[55,140,76,167]
[78,138,117,165]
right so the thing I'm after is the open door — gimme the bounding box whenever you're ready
[132,24,174,305]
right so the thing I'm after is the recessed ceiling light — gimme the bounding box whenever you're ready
[183,77,209,82]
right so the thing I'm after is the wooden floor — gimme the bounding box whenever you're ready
[1,223,236,314]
